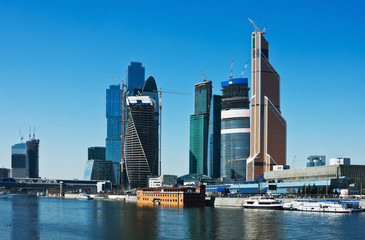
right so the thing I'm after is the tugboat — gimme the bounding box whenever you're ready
[243,195,283,209]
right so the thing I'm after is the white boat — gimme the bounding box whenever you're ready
[283,200,353,213]
[77,193,92,200]
[243,196,283,209]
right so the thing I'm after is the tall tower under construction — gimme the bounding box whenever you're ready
[247,25,287,181]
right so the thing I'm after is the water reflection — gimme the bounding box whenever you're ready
[243,209,284,239]
[11,195,39,240]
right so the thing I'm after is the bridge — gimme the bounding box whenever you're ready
[0,178,112,194]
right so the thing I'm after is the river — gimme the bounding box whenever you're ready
[0,194,364,239]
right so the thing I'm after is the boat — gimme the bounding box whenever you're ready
[243,196,283,209]
[77,193,92,200]
[283,200,353,213]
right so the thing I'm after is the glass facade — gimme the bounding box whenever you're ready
[88,147,106,161]
[26,139,39,178]
[189,114,208,175]
[106,85,122,185]
[220,78,250,181]
[83,159,114,182]
[126,62,145,90]
[207,95,222,179]
[189,80,212,176]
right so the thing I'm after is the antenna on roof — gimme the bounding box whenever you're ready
[29,126,31,139]
[229,58,234,79]
[33,126,36,139]
[19,127,24,143]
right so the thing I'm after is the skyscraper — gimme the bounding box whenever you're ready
[106,85,122,185]
[11,138,39,178]
[124,96,158,188]
[247,28,287,181]
[207,94,222,179]
[11,142,27,178]
[26,139,39,178]
[126,62,145,91]
[189,80,212,175]
[221,78,250,181]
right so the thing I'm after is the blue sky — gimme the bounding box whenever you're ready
[0,1,364,179]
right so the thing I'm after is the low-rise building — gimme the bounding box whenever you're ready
[148,175,177,187]
[330,158,351,166]
[137,184,206,207]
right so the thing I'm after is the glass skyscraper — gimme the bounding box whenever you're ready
[207,95,222,179]
[189,80,212,175]
[126,62,145,91]
[220,78,250,181]
[106,85,122,185]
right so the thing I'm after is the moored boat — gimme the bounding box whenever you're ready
[77,193,92,200]
[243,196,283,209]
[283,200,353,213]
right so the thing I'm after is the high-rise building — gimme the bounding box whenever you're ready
[106,85,122,185]
[11,138,39,178]
[126,62,145,91]
[88,147,106,161]
[26,139,39,178]
[307,155,326,167]
[207,95,222,179]
[189,80,212,175]
[220,78,250,181]
[84,147,114,181]
[124,96,158,188]
[247,29,287,181]
[11,142,27,178]
[0,168,10,178]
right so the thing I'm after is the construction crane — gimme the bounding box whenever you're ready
[248,18,266,34]
[228,157,247,183]
[111,75,127,191]
[229,58,234,79]
[154,88,190,176]
[200,70,207,82]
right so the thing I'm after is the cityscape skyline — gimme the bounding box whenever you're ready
[1,1,365,179]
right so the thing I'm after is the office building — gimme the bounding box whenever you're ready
[84,160,113,181]
[247,28,287,181]
[11,138,40,178]
[126,62,145,91]
[307,155,326,167]
[0,168,10,178]
[330,157,351,166]
[148,175,177,187]
[106,85,122,185]
[88,147,106,161]
[189,81,212,175]
[26,139,39,178]
[220,78,250,181]
[124,96,158,188]
[84,147,114,182]
[207,95,222,179]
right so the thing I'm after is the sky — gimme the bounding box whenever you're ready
[0,0,364,179]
